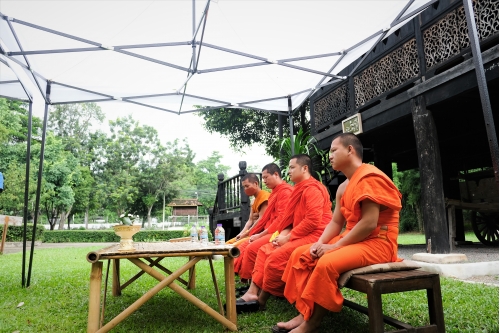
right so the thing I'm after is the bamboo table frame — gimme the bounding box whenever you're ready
[86,242,240,332]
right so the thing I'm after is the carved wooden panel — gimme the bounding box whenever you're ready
[354,39,419,108]
[313,83,350,130]
[424,0,499,69]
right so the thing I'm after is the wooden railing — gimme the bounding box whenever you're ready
[209,161,262,239]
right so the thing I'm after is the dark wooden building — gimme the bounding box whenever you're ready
[310,0,498,253]
[167,199,203,216]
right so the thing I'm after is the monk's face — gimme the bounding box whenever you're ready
[241,179,259,196]
[329,137,349,171]
[262,170,280,189]
[288,158,307,183]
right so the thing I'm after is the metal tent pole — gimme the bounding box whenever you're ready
[27,82,51,287]
[288,96,295,156]
[462,0,499,183]
[21,101,33,287]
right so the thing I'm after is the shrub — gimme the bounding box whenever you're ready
[41,229,185,243]
[0,224,45,242]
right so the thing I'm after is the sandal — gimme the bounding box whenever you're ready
[271,325,291,333]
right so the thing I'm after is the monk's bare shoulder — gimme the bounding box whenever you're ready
[337,179,349,197]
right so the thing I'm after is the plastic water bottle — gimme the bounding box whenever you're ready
[214,223,225,245]
[190,224,198,242]
[200,226,208,245]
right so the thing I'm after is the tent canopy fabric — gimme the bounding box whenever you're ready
[0,0,436,114]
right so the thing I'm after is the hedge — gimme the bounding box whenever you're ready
[0,226,188,243]
[41,230,186,243]
[0,224,45,242]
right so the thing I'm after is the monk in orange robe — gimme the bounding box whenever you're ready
[275,133,402,333]
[226,173,269,246]
[236,154,332,312]
[234,163,293,279]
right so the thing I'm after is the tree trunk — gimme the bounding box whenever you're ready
[59,211,66,230]
[147,205,153,228]
[84,208,89,229]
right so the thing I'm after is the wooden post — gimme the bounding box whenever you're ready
[224,256,237,325]
[411,95,450,253]
[112,259,121,296]
[0,216,10,254]
[88,261,103,333]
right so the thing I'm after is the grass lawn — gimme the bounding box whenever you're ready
[397,231,480,245]
[0,244,497,333]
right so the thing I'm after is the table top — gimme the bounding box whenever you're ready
[86,242,238,263]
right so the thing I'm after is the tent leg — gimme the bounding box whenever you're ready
[288,96,294,156]
[462,0,499,183]
[27,83,51,287]
[21,101,33,287]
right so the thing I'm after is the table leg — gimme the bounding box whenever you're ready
[224,256,237,325]
[88,261,103,333]
[112,259,121,296]
[188,256,196,289]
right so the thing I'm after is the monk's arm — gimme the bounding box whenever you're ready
[238,201,269,239]
[287,187,324,241]
[317,180,347,244]
[252,189,291,241]
[314,199,379,257]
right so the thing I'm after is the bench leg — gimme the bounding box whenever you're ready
[366,285,384,333]
[427,276,446,333]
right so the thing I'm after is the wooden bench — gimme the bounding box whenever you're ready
[343,269,445,333]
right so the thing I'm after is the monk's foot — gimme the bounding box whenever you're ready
[289,320,320,333]
[238,292,259,302]
[276,314,304,330]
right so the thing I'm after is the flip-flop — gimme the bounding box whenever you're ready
[271,325,291,333]
[235,300,260,313]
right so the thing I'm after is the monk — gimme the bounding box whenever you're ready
[236,154,332,313]
[234,163,293,281]
[226,173,269,246]
[274,133,402,333]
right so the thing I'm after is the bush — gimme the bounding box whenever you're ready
[41,229,185,243]
[0,224,45,242]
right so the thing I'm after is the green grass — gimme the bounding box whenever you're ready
[397,232,480,245]
[0,246,497,333]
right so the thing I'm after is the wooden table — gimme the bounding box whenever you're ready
[86,242,240,332]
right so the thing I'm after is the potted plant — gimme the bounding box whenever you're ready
[113,213,141,251]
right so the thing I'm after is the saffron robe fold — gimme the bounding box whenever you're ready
[226,189,270,245]
[282,164,402,321]
[234,182,293,276]
[251,177,332,297]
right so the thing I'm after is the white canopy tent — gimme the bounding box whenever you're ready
[0,0,440,286]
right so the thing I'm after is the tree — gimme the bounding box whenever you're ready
[39,134,77,230]
[197,103,308,159]
[98,115,161,218]
[48,102,105,164]
[192,151,230,214]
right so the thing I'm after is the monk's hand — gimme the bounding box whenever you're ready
[310,241,323,259]
[272,234,290,247]
[249,232,263,243]
[314,244,338,258]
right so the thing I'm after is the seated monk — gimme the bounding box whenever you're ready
[226,173,269,246]
[275,133,402,333]
[233,163,293,282]
[236,154,332,313]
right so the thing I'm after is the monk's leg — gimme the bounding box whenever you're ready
[290,303,328,333]
[299,238,393,319]
[239,243,274,302]
[234,239,250,275]
[239,236,270,280]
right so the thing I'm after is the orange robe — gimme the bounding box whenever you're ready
[251,177,332,297]
[234,182,293,278]
[226,189,270,245]
[282,164,402,320]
